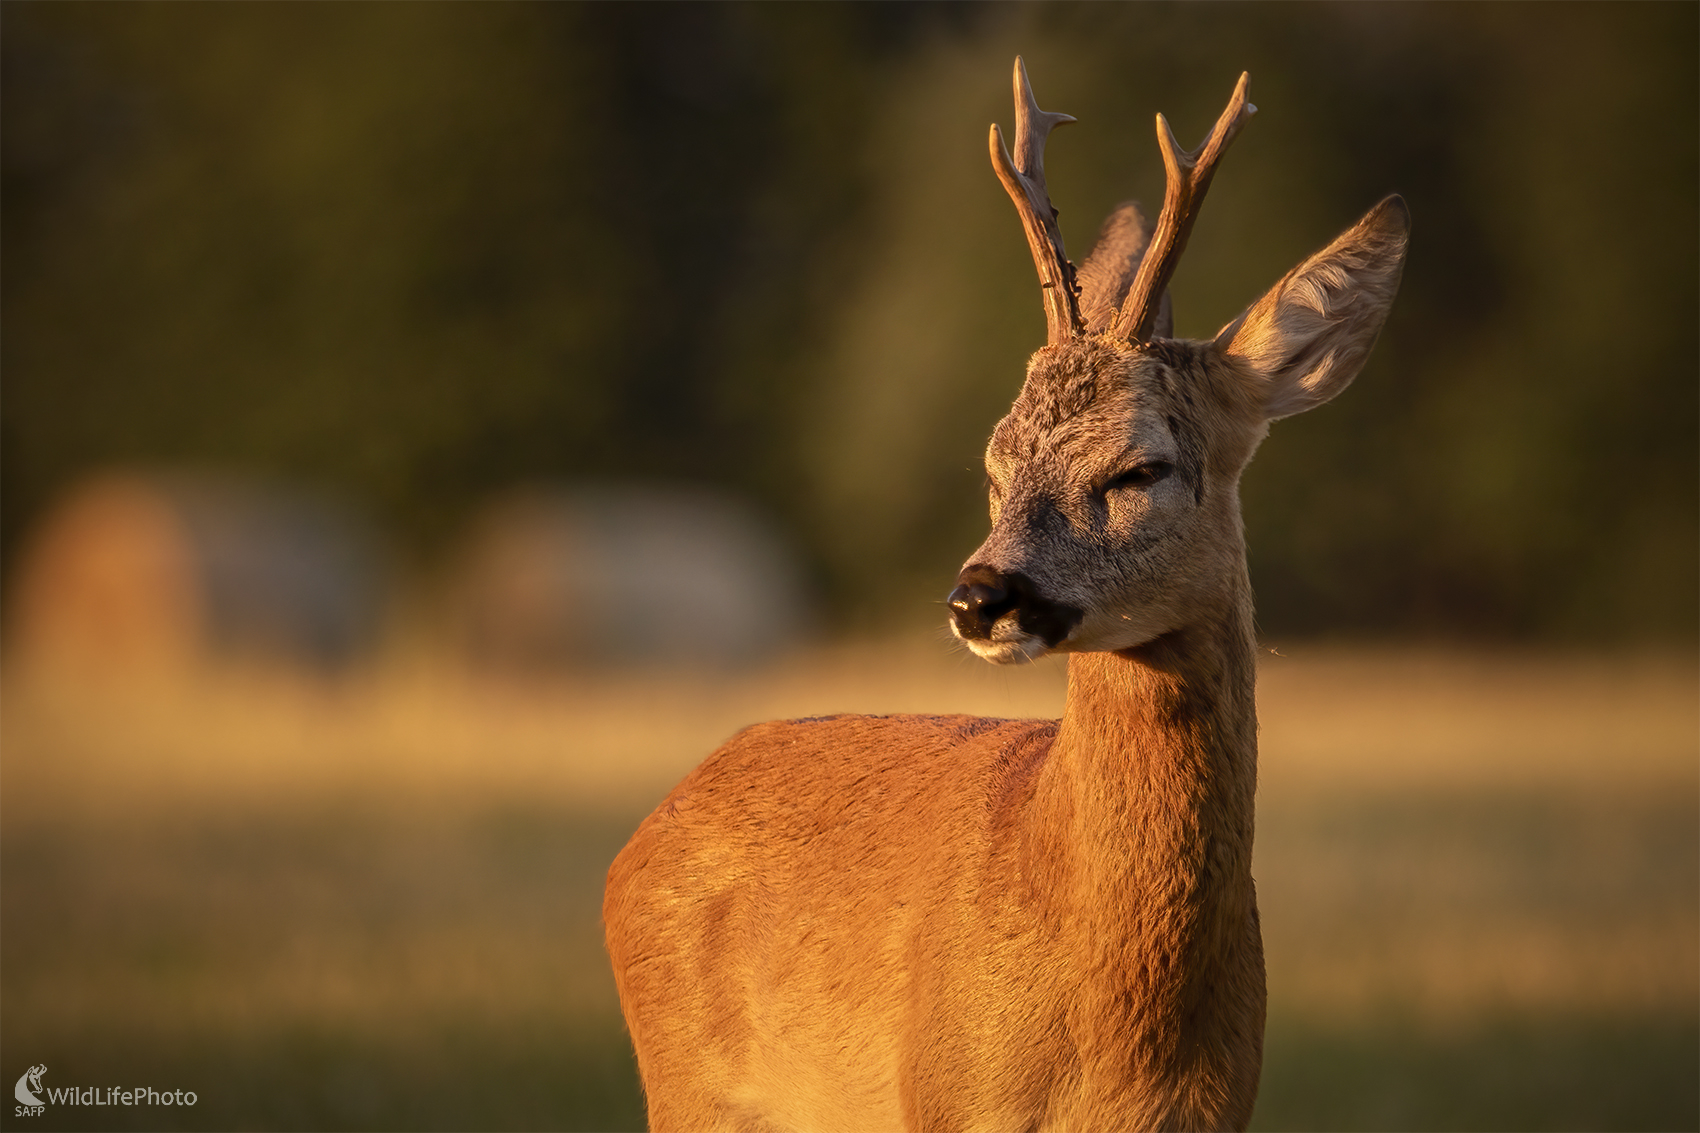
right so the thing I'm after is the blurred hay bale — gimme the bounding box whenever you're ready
[6,472,386,680]
[446,484,813,673]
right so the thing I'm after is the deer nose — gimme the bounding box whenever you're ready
[948,569,1017,639]
[948,563,1085,648]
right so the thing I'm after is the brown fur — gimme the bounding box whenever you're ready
[605,72,1409,1132]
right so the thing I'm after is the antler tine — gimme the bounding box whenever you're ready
[1113,73,1257,342]
[990,57,1082,344]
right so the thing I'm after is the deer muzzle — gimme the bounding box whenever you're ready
[948,563,1083,654]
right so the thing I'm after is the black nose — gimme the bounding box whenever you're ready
[948,566,1017,639]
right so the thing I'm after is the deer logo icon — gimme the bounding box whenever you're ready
[14,1065,46,1107]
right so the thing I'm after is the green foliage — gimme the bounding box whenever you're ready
[4,4,628,552]
[4,3,1694,639]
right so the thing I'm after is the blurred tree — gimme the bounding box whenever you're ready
[3,2,1694,642]
[4,3,631,550]
[1,1,982,582]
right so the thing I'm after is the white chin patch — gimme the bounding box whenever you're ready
[962,632,1052,666]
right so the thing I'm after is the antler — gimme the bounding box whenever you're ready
[1112,73,1257,342]
[990,57,1082,345]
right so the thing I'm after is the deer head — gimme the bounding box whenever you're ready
[950,59,1409,663]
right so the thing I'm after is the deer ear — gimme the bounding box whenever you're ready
[1075,202,1175,338]
[1214,195,1409,420]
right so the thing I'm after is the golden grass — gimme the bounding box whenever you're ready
[3,640,1695,1128]
[8,641,1692,811]
[1255,646,1697,795]
[3,637,1077,817]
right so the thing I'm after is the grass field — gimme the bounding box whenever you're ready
[3,641,1695,1131]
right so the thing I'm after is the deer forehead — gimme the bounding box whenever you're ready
[986,343,1189,487]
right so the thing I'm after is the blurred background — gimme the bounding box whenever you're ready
[2,3,1694,1130]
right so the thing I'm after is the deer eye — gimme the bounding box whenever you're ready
[1104,462,1174,492]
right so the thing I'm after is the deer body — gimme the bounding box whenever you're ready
[606,61,1407,1132]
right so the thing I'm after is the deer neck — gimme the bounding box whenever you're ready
[1026,576,1263,1083]
[1041,590,1259,912]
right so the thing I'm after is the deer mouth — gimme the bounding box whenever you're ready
[961,631,1052,665]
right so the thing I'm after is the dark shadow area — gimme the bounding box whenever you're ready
[1,803,650,1131]
[1255,1012,1700,1132]
[3,1020,645,1132]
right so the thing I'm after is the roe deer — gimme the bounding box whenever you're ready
[605,58,1408,1132]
